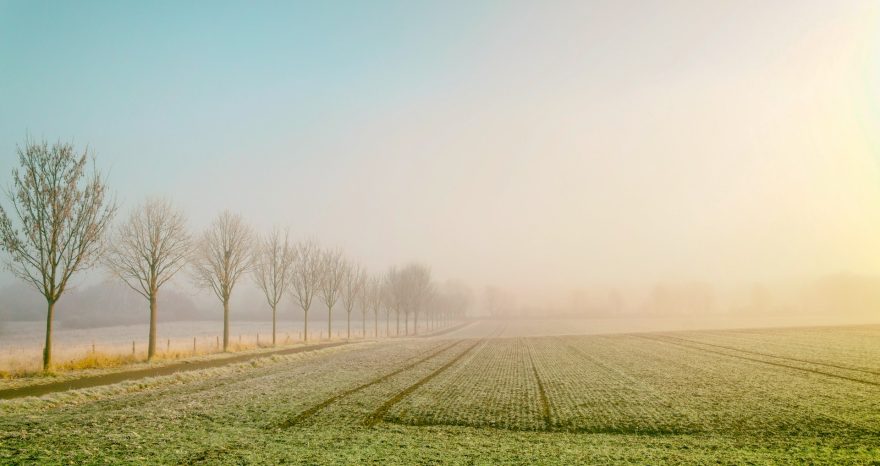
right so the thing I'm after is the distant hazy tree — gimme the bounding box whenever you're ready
[252,227,294,346]
[319,248,346,339]
[340,262,365,339]
[191,211,252,351]
[104,198,189,360]
[437,280,473,328]
[384,266,404,336]
[399,263,433,335]
[290,240,321,341]
[424,290,445,331]
[356,272,373,338]
[368,276,383,337]
[0,139,116,371]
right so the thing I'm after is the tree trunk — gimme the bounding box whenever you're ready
[347,311,351,339]
[148,293,158,360]
[43,300,55,372]
[272,303,277,346]
[374,311,378,338]
[396,310,400,336]
[414,311,419,335]
[223,297,230,351]
[327,305,332,340]
[405,312,409,336]
[304,308,309,342]
[362,309,366,339]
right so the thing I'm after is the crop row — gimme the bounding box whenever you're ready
[385,337,546,431]
[672,326,880,373]
[564,335,880,436]
[372,331,880,439]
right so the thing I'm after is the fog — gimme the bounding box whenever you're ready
[1,1,879,333]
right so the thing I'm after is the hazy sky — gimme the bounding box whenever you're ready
[1,1,879,297]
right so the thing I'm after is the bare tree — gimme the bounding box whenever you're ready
[252,227,293,346]
[340,262,365,339]
[290,239,321,342]
[367,276,383,338]
[356,272,373,338]
[319,248,346,339]
[399,263,433,335]
[442,280,473,327]
[384,266,403,336]
[191,211,252,352]
[0,139,116,371]
[104,198,189,360]
[432,280,472,329]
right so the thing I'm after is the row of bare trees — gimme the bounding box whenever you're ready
[0,138,470,371]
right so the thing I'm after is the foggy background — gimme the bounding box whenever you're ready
[1,1,879,331]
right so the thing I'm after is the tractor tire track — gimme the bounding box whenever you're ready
[365,323,507,427]
[636,335,880,387]
[364,338,485,427]
[523,339,552,430]
[277,339,463,428]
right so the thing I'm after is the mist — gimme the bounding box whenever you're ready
[2,0,880,334]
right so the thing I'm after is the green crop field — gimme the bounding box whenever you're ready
[1,322,878,464]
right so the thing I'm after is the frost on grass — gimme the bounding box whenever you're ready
[1,326,879,464]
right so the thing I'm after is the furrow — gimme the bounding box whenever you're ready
[662,334,880,376]
[276,339,463,428]
[523,339,551,430]
[637,335,880,387]
[364,338,485,427]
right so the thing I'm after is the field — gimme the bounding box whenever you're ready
[1,320,878,464]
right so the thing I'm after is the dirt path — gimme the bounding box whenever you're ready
[0,341,349,400]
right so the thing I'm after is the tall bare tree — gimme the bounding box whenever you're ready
[367,275,383,338]
[319,248,346,339]
[356,272,373,338]
[340,262,365,339]
[290,239,321,342]
[399,263,433,335]
[439,280,473,328]
[191,211,252,351]
[252,227,293,346]
[384,266,403,336]
[104,198,189,359]
[0,139,116,371]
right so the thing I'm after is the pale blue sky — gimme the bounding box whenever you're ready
[0,1,495,199]
[1,1,879,299]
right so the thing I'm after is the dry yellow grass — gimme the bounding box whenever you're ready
[0,339,310,379]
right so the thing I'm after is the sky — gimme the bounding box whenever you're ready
[1,0,880,306]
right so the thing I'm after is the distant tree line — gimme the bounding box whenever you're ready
[0,138,470,371]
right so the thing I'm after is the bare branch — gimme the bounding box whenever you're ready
[190,210,253,303]
[104,198,190,300]
[0,138,116,369]
[252,226,294,310]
